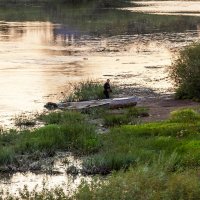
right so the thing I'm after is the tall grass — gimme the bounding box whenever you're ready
[66,80,105,102]
[103,107,149,127]
[2,109,200,198]
[2,161,200,200]
[82,108,200,174]
[0,111,100,166]
[65,80,119,102]
[75,165,200,200]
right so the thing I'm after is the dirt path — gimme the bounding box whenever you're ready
[138,95,200,122]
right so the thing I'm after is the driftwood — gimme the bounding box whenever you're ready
[44,97,138,110]
[109,97,137,109]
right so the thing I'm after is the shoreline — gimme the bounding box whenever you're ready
[0,84,200,197]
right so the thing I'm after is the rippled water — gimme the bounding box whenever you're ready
[0,2,200,126]
[0,0,200,195]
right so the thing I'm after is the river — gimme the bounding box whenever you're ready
[0,0,200,195]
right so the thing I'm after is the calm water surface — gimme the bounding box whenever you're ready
[0,0,200,195]
[0,2,200,126]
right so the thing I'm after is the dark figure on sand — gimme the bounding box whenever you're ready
[103,79,112,98]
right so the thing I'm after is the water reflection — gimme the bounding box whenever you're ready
[0,1,200,194]
[127,1,200,16]
[0,4,199,117]
[0,17,200,124]
[0,153,89,196]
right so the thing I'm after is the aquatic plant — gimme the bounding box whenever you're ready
[14,113,36,127]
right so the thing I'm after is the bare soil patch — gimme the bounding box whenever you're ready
[139,96,200,122]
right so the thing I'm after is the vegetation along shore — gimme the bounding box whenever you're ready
[1,42,200,199]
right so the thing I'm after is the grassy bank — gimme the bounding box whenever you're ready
[0,111,100,167]
[2,109,200,199]
[82,109,200,175]
[2,81,200,198]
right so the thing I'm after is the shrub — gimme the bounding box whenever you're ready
[170,43,200,99]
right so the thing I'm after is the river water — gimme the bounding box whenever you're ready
[0,0,200,195]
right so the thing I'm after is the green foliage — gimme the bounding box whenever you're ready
[66,80,106,102]
[17,123,99,155]
[39,111,84,125]
[0,111,100,166]
[0,147,15,165]
[3,109,200,198]
[103,114,130,127]
[169,108,200,123]
[170,43,200,99]
[83,152,136,175]
[74,166,200,200]
[82,108,200,174]
[103,107,148,127]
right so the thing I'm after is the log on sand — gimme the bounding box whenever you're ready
[44,97,138,110]
[109,97,137,109]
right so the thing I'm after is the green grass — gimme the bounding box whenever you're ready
[0,111,100,166]
[169,108,200,123]
[2,108,200,198]
[75,166,200,200]
[66,80,119,102]
[38,111,84,125]
[2,163,200,200]
[66,80,106,102]
[102,107,149,127]
[82,108,200,174]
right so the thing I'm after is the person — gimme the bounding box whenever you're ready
[103,79,112,98]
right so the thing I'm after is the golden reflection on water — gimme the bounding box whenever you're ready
[0,19,200,126]
[127,1,200,16]
[0,4,200,194]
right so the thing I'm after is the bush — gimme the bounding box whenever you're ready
[170,43,200,99]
